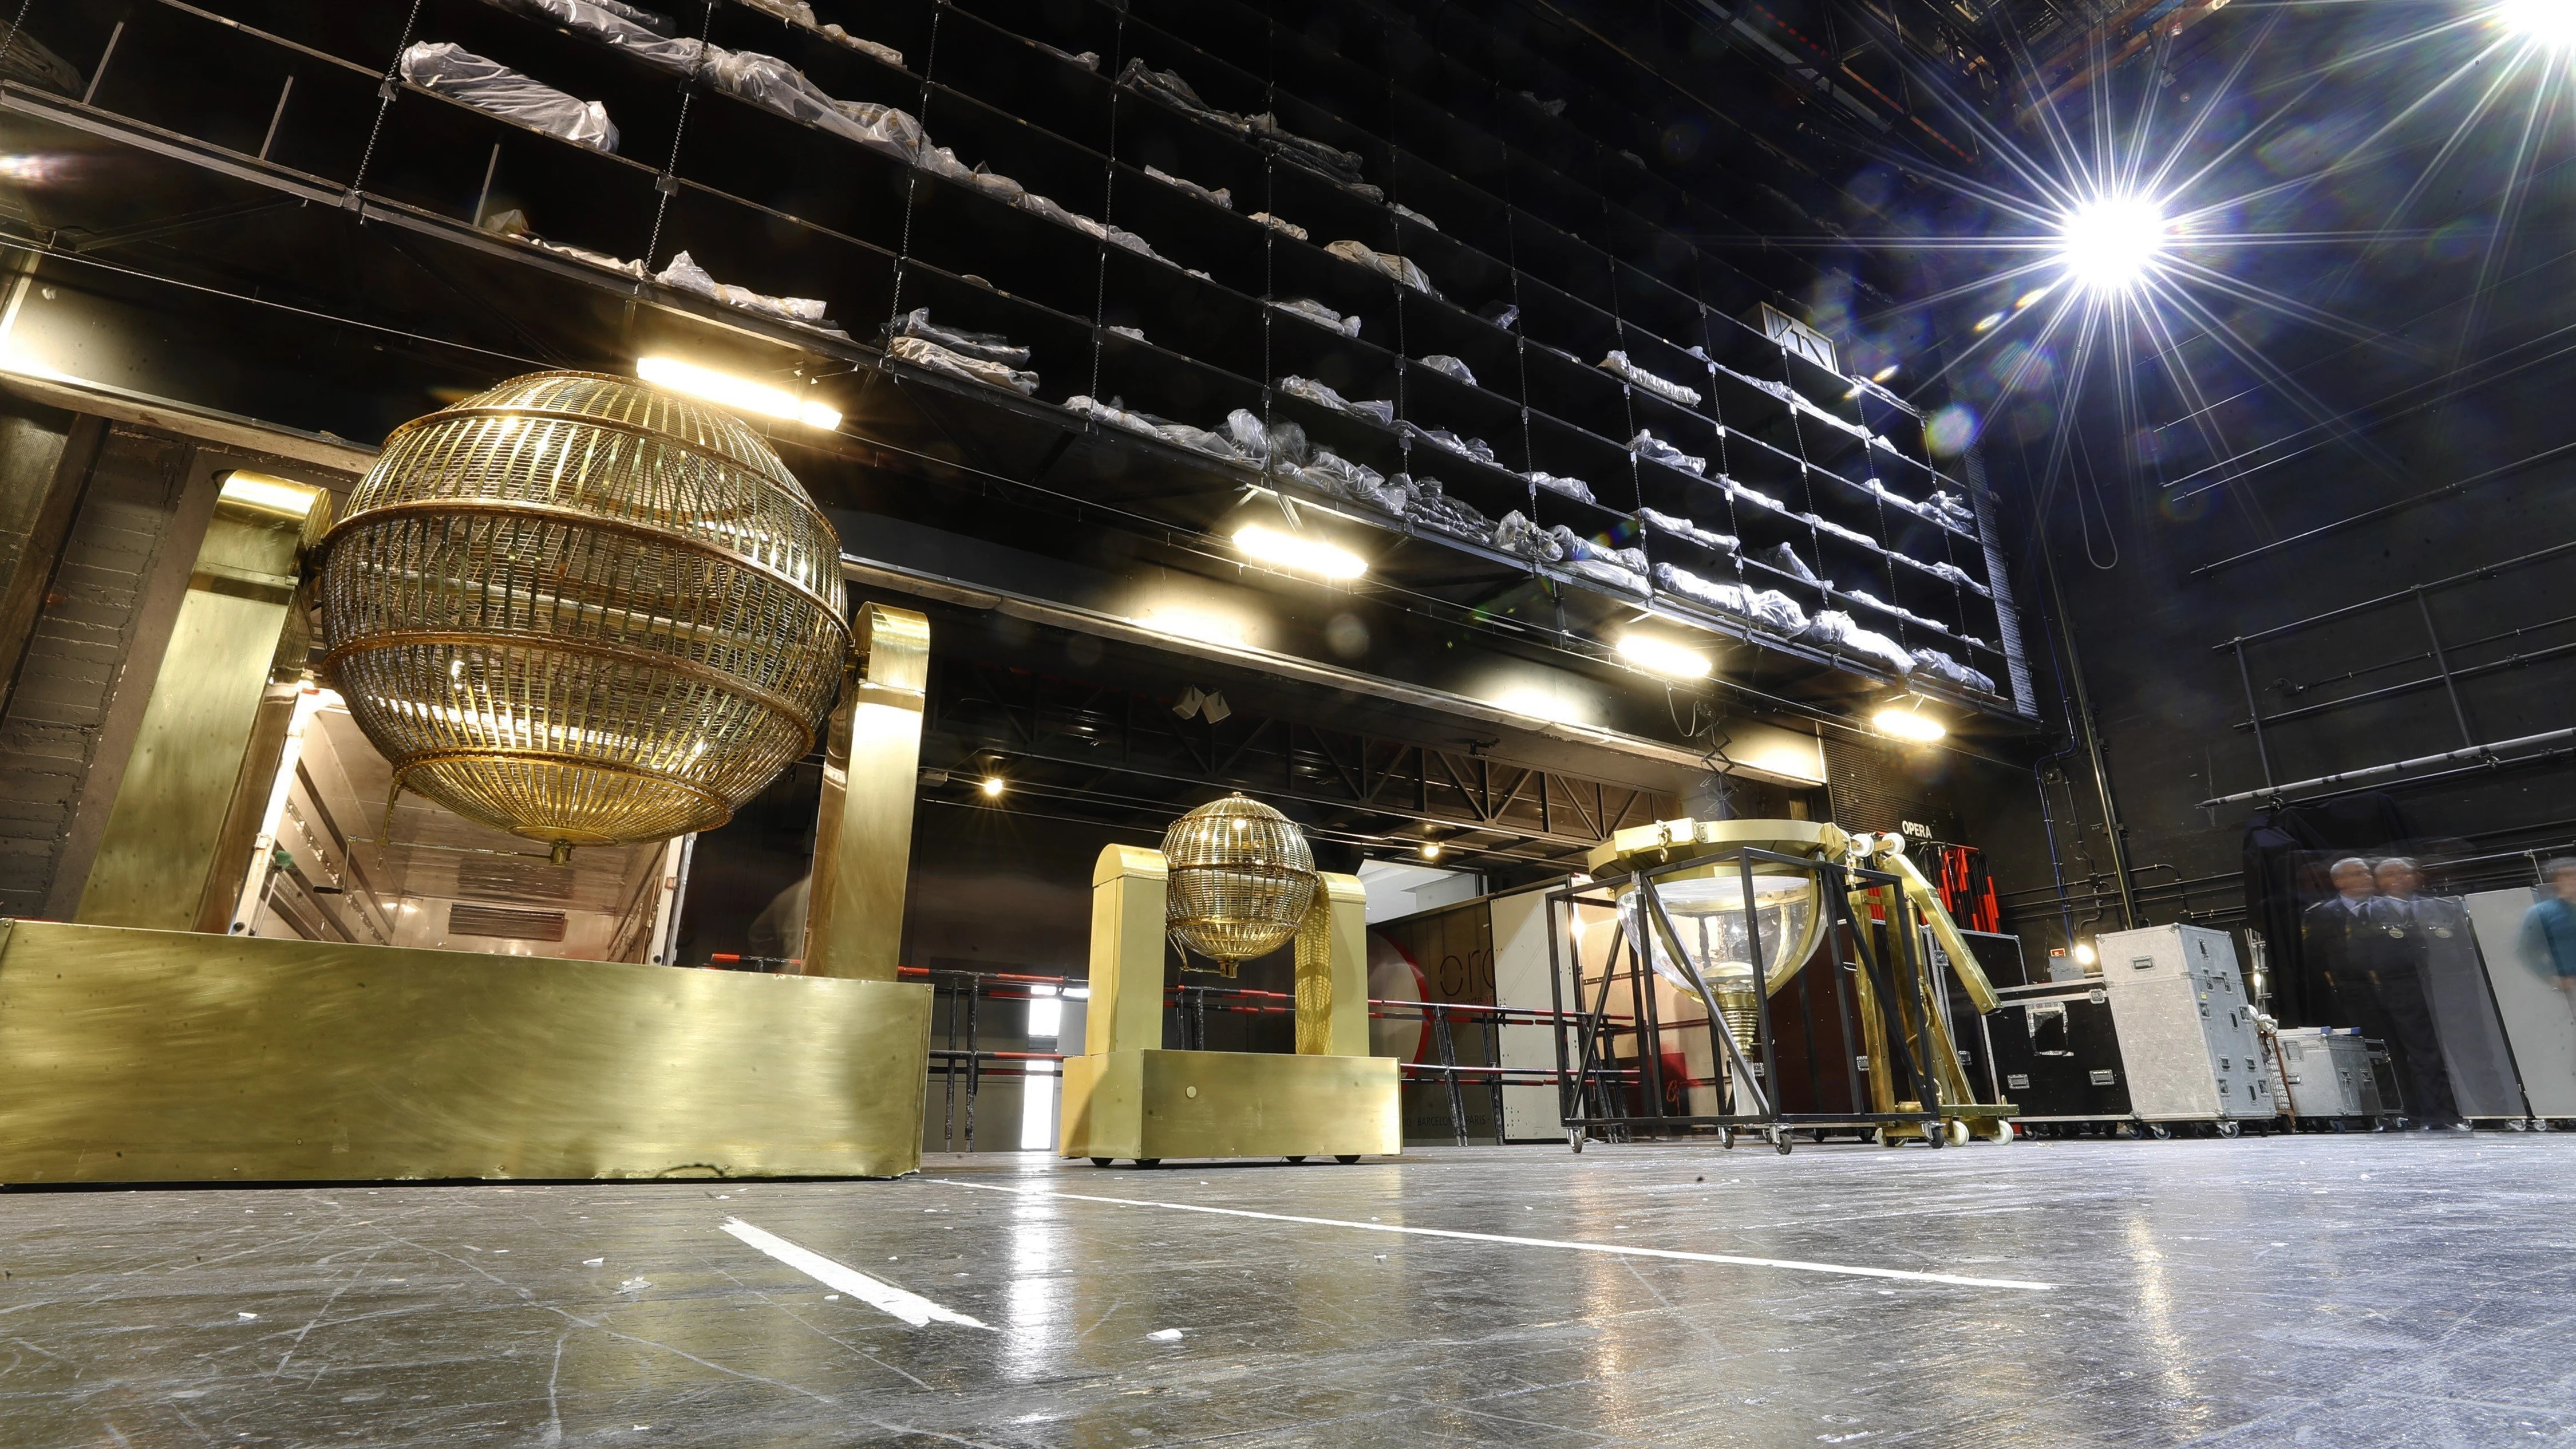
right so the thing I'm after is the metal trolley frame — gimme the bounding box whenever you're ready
[1544,844,1953,1154]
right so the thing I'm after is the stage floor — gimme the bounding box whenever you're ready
[3,1135,2567,1446]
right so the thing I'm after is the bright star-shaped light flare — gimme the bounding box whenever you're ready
[2498,0,2576,49]
[2057,196,2170,294]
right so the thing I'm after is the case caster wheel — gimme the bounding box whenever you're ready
[1135,1158,1161,1168]
[2216,1121,2241,1140]
[1769,1126,1792,1156]
[1989,1121,2018,1144]
[1334,1154,1361,1164]
[1922,1119,1945,1149]
[1090,1157,1113,1167]
[1284,1155,1307,1163]
[1716,1126,1736,1150]
[2147,1123,2172,1140]
[1945,1119,1974,1147]
[1568,1130,1585,1154]
[1875,1126,1902,1148]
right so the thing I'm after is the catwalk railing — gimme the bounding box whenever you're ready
[705,954,1625,1151]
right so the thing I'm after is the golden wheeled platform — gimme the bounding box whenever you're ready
[1059,846,1400,1165]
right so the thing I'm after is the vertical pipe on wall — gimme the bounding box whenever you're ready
[2040,536,2140,930]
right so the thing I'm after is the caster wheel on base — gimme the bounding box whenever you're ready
[1874,1126,1902,1148]
[1716,1126,1736,1150]
[1284,1155,1307,1163]
[1568,1130,1586,1154]
[1334,1154,1361,1164]
[1135,1159,1161,1168]
[1090,1157,1113,1167]
[1945,1119,1974,1148]
[2217,1121,2242,1140]
[2147,1123,2172,1140]
[1768,1126,1792,1156]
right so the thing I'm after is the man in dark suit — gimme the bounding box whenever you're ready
[2301,856,2381,1029]
[2364,857,2464,1128]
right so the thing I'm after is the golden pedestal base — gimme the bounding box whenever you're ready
[0,921,933,1183]
[1059,1048,1401,1163]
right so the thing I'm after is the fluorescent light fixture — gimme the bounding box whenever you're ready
[981,776,1005,797]
[636,356,841,429]
[1872,704,1947,744]
[1234,523,1365,580]
[218,471,325,519]
[2502,0,2576,48]
[1027,996,1062,1039]
[1615,632,1712,680]
[1065,985,1092,1001]
[2057,195,2168,294]
[1136,607,1251,649]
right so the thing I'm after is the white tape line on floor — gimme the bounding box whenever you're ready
[935,1181,2053,1292]
[719,1218,990,1328]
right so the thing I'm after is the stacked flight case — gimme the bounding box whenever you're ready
[1973,924,2278,1136]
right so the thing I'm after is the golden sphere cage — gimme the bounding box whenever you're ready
[1161,794,1318,974]
[316,370,850,854]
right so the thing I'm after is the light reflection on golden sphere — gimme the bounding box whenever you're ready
[1162,794,1316,970]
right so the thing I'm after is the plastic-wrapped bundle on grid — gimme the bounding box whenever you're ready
[1627,429,1706,477]
[883,318,1038,395]
[1551,528,1649,597]
[1800,611,1914,676]
[1495,511,1559,563]
[883,310,1032,366]
[485,0,698,69]
[1278,377,1394,427]
[1598,351,1702,409]
[1270,298,1360,337]
[1755,541,1818,584]
[1114,60,1378,200]
[731,0,906,65]
[1843,590,1946,635]
[1528,472,1595,506]
[0,28,84,93]
[1394,204,1440,232]
[480,209,648,279]
[1807,514,1879,550]
[1416,355,1476,387]
[1038,43,1100,72]
[1728,479,1791,514]
[1911,649,1997,696]
[1400,477,1496,545]
[653,251,848,337]
[1325,241,1439,298]
[1929,489,1978,531]
[1653,564,1808,633]
[1929,560,1991,597]
[398,42,620,152]
[1639,507,1737,555]
[1066,396,1244,461]
[1145,165,1232,210]
[1407,425,1497,467]
[1251,212,1310,241]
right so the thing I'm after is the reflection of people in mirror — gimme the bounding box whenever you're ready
[2520,858,2576,1003]
[2360,857,2460,1128]
[2301,856,2380,1024]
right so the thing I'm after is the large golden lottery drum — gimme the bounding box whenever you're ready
[317,371,847,853]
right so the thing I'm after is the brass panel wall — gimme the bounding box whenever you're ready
[0,921,931,1182]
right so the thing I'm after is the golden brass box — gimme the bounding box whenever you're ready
[0,920,931,1183]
